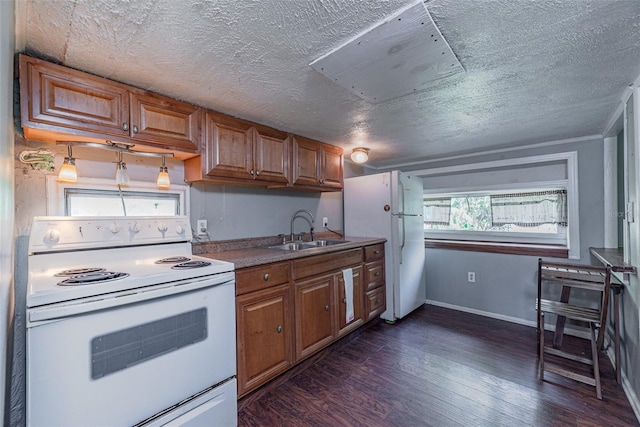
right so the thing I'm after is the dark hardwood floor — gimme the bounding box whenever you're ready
[237,304,639,426]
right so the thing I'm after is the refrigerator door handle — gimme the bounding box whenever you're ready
[399,214,405,264]
[399,180,405,215]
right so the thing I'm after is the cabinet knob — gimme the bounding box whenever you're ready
[319,179,325,184]
[122,122,129,131]
[374,250,380,254]
[276,325,282,333]
[324,305,330,311]
[132,125,139,134]
[250,170,254,176]
[343,298,347,304]
[263,273,269,281]
[255,170,260,176]
[375,272,380,277]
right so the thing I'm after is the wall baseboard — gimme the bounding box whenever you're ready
[424,299,590,338]
[424,300,639,424]
[605,343,640,424]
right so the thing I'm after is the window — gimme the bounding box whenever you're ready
[65,188,180,216]
[415,152,579,259]
[46,176,189,217]
[424,188,568,245]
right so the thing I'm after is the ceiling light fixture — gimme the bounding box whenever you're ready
[56,141,174,188]
[350,147,369,164]
[156,156,171,189]
[58,145,78,183]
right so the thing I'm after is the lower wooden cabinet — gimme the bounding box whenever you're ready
[295,274,335,360]
[236,244,384,397]
[236,283,293,396]
[337,266,364,337]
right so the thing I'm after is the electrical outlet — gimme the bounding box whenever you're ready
[196,219,208,236]
[323,217,328,228]
[468,272,476,283]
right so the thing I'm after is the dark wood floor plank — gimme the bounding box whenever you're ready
[238,305,639,427]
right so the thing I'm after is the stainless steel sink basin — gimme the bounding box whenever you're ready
[268,243,303,251]
[300,240,349,247]
[267,240,349,251]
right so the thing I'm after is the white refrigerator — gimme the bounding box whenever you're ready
[344,171,426,322]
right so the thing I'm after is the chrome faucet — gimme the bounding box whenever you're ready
[290,209,314,242]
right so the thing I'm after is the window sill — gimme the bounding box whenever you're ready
[424,239,568,258]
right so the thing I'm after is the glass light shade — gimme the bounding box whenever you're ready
[58,158,78,182]
[350,148,369,164]
[157,168,170,189]
[115,162,130,186]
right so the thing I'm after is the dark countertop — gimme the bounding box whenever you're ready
[196,236,386,269]
[589,247,636,274]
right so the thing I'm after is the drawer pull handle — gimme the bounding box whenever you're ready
[374,272,380,276]
[343,298,347,304]
[324,305,330,311]
[263,273,269,281]
[276,325,282,333]
[374,250,380,254]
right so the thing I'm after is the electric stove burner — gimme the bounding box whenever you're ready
[171,260,212,270]
[55,267,106,277]
[155,256,191,264]
[57,271,130,286]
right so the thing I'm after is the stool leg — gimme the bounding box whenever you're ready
[591,323,602,400]
[614,291,621,384]
[539,312,545,380]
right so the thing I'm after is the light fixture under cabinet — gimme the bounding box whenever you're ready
[350,147,369,164]
[58,145,78,183]
[156,156,171,189]
[56,141,174,188]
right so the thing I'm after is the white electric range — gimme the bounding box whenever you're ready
[26,216,237,427]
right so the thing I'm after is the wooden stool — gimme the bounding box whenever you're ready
[536,259,611,399]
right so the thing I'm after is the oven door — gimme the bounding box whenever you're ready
[26,274,236,427]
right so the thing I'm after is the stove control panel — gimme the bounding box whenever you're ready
[29,216,193,254]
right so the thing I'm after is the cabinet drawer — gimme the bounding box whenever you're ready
[293,248,363,280]
[364,260,385,291]
[365,287,386,321]
[364,244,384,261]
[235,262,291,296]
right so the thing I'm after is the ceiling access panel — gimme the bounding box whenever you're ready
[310,0,465,104]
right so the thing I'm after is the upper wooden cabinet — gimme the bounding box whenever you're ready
[19,54,199,153]
[291,136,343,190]
[199,111,289,185]
[128,91,199,151]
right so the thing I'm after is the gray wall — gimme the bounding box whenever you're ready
[404,137,605,325]
[1,0,15,423]
[190,183,343,241]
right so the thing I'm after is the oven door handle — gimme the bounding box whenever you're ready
[27,272,235,325]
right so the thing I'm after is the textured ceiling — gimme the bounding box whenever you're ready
[18,0,640,169]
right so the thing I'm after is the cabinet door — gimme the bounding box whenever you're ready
[253,124,290,184]
[291,136,321,187]
[236,284,293,397]
[337,266,364,337]
[295,274,335,360]
[203,111,253,180]
[320,144,344,189]
[20,55,130,138]
[129,91,199,151]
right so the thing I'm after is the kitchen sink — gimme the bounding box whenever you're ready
[268,243,303,251]
[300,240,349,247]
[267,240,350,251]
